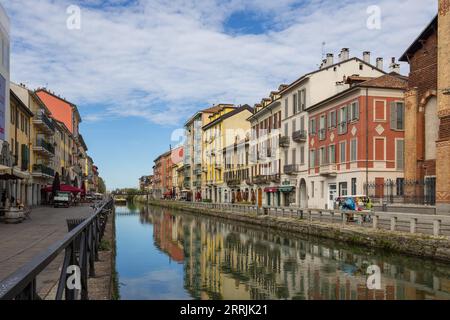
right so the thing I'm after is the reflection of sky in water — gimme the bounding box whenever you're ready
[115,204,450,300]
[116,206,190,300]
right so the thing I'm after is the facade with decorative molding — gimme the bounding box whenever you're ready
[306,73,407,209]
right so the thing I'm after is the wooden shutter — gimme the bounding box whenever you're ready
[390,102,397,129]
[355,102,360,120]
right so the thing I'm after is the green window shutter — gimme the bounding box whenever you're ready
[355,102,360,120]
[347,105,351,123]
[396,140,404,169]
[390,102,397,129]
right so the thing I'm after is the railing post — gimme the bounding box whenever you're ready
[390,217,397,231]
[433,220,441,236]
[410,218,417,234]
[318,211,322,221]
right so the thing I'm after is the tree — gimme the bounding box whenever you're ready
[98,177,106,194]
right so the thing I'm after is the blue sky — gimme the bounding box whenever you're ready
[2,0,437,189]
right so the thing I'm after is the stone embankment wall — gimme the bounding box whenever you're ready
[149,200,450,263]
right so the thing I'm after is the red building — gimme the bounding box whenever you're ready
[306,73,407,209]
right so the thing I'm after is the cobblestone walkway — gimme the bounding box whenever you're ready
[0,204,94,298]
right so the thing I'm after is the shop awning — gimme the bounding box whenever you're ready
[279,186,295,193]
[264,187,278,193]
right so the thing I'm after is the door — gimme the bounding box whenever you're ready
[328,184,337,210]
[258,189,263,208]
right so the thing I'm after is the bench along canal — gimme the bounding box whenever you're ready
[115,203,450,300]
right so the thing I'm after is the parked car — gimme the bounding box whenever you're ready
[54,191,71,208]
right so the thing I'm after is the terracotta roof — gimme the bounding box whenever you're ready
[345,75,376,85]
[358,72,408,89]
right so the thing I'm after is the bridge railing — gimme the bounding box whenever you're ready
[0,198,114,300]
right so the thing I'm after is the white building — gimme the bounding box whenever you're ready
[279,49,386,208]
[0,4,10,144]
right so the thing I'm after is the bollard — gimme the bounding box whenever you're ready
[372,215,378,229]
[342,213,347,225]
[410,218,417,234]
[433,220,441,236]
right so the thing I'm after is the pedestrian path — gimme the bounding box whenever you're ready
[0,204,94,297]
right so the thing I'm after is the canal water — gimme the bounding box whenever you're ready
[115,203,450,300]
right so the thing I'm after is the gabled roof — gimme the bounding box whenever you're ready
[202,105,253,131]
[399,15,438,62]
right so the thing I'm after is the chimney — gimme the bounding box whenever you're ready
[326,53,334,66]
[376,57,384,70]
[340,48,350,62]
[389,57,400,73]
[363,51,371,64]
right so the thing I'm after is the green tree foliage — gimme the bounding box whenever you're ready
[98,177,107,194]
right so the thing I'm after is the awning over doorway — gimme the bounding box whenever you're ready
[264,187,278,193]
[279,186,295,193]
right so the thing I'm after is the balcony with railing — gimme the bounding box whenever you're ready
[33,138,55,157]
[32,164,55,178]
[292,130,307,143]
[284,164,300,175]
[33,111,55,134]
[253,175,270,185]
[319,163,337,176]
[318,128,327,141]
[279,136,290,148]
[193,180,202,187]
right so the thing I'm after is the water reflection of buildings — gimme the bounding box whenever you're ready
[138,207,450,300]
[152,211,185,263]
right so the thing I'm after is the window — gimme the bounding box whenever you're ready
[300,116,305,131]
[391,101,405,130]
[350,101,359,121]
[300,146,305,165]
[309,118,316,135]
[339,182,348,196]
[309,150,315,169]
[321,181,325,199]
[292,148,297,165]
[311,181,315,198]
[292,119,296,133]
[351,178,357,195]
[293,93,298,115]
[350,139,357,162]
[284,98,289,119]
[328,110,337,128]
[396,139,405,169]
[329,145,336,164]
[338,106,348,134]
[319,147,327,165]
[340,141,346,164]
[284,122,288,136]
[299,89,306,111]
[284,150,289,166]
[319,115,327,140]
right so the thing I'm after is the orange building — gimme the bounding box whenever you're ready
[306,73,407,209]
[35,89,81,136]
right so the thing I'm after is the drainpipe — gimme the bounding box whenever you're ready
[365,88,369,196]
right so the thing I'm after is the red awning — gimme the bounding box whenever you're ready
[264,187,278,193]
[42,184,84,194]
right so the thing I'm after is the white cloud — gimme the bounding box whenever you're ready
[4,0,437,126]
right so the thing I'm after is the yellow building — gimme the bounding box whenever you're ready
[11,82,58,206]
[202,105,253,202]
[9,89,33,205]
[53,119,72,183]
